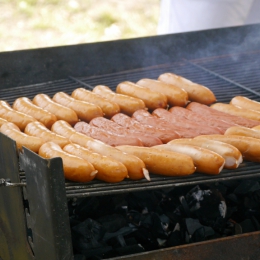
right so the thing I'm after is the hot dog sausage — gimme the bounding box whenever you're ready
[116,145,196,176]
[169,138,242,169]
[52,92,103,122]
[71,88,120,118]
[90,117,162,147]
[195,134,260,162]
[0,117,8,127]
[39,142,97,182]
[136,78,188,107]
[25,121,70,148]
[0,100,36,131]
[1,122,43,153]
[92,85,146,116]
[187,102,260,128]
[153,143,225,175]
[116,81,167,110]
[230,96,260,112]
[74,121,144,146]
[33,94,78,125]
[50,120,149,180]
[225,125,260,140]
[13,97,57,129]
[158,73,216,105]
[169,106,236,133]
[63,143,128,183]
[211,103,260,122]
[111,113,180,143]
[152,108,223,135]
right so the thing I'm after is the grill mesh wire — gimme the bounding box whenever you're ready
[3,51,260,197]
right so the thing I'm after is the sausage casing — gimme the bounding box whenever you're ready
[169,138,242,169]
[116,145,196,176]
[33,94,78,125]
[25,121,70,148]
[63,143,128,183]
[39,142,97,182]
[71,88,120,118]
[1,122,43,153]
[136,78,188,107]
[52,92,103,122]
[230,96,260,112]
[116,81,167,110]
[13,97,57,129]
[0,100,36,131]
[92,85,146,116]
[158,73,216,105]
[0,117,8,127]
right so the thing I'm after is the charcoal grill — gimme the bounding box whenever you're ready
[1,24,260,260]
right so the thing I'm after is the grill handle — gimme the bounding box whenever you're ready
[0,178,26,187]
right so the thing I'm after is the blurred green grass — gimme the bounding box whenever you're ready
[0,0,160,51]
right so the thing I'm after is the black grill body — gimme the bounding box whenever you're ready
[1,24,260,260]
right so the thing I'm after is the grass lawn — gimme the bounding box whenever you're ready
[0,0,160,51]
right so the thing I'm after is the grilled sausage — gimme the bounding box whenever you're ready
[225,125,260,140]
[116,145,196,176]
[211,103,260,122]
[1,122,43,153]
[52,92,103,122]
[92,85,146,116]
[50,119,149,180]
[71,88,120,118]
[90,117,162,147]
[116,81,167,110]
[39,142,97,182]
[169,106,236,133]
[195,134,260,162]
[33,94,78,125]
[187,102,260,128]
[169,138,242,169]
[0,117,8,127]
[25,121,70,148]
[13,97,57,129]
[111,113,180,143]
[152,108,223,135]
[230,96,260,112]
[0,100,36,131]
[153,143,225,175]
[63,143,128,183]
[158,73,216,105]
[136,78,188,107]
[74,121,144,146]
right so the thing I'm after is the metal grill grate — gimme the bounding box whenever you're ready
[2,51,260,198]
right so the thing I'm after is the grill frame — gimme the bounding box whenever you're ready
[1,24,260,260]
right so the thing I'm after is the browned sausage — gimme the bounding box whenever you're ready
[33,94,78,125]
[90,116,162,147]
[92,85,146,116]
[74,121,144,146]
[158,73,216,105]
[25,121,70,148]
[71,88,120,118]
[195,134,260,162]
[116,145,196,176]
[0,100,36,131]
[187,102,260,128]
[230,96,260,112]
[211,103,260,121]
[152,108,223,135]
[1,122,43,153]
[39,142,97,182]
[63,143,128,183]
[111,113,180,143]
[0,117,8,127]
[13,97,57,129]
[52,92,103,122]
[136,78,188,107]
[116,81,167,110]
[169,138,243,169]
